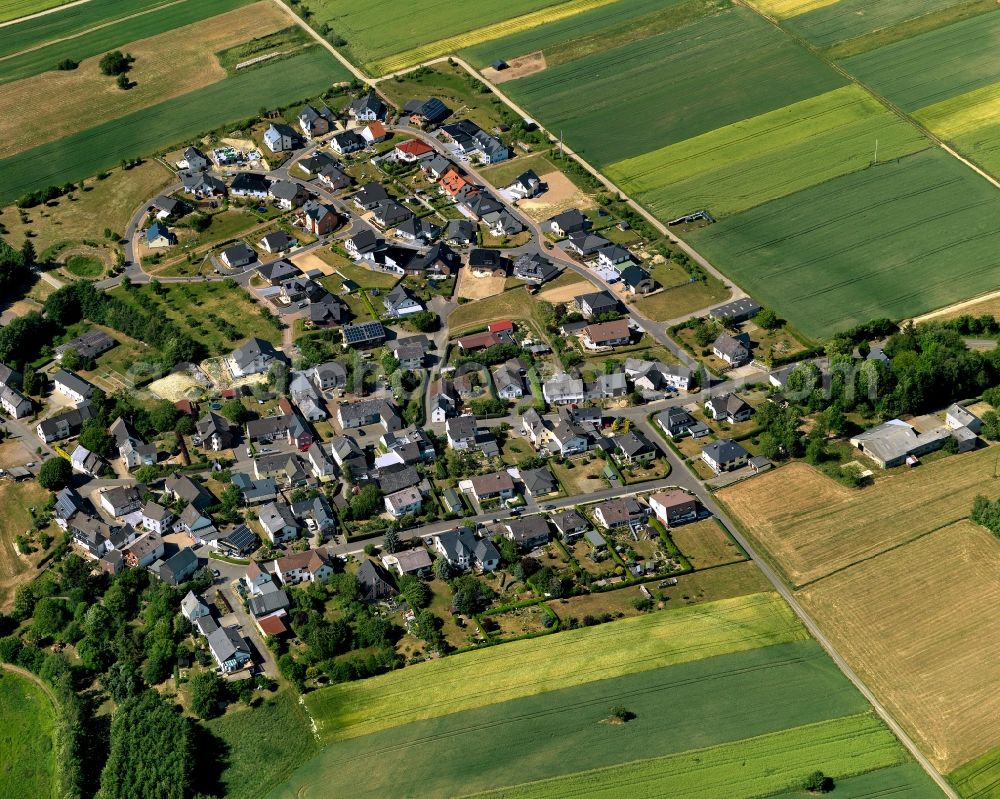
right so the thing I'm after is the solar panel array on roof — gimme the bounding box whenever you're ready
[343,321,386,344]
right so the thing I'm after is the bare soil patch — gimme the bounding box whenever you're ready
[455,267,506,301]
[538,280,592,304]
[518,170,595,222]
[482,51,547,84]
[291,251,336,276]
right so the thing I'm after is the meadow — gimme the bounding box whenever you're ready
[798,521,1000,773]
[304,592,806,742]
[0,670,56,799]
[606,85,928,219]
[272,641,878,799]
[0,0,254,84]
[0,481,52,609]
[205,691,318,799]
[459,0,725,69]
[503,6,844,166]
[774,0,970,47]
[306,0,568,74]
[466,714,909,799]
[0,1,291,159]
[687,148,1000,338]
[840,11,1000,112]
[0,47,348,204]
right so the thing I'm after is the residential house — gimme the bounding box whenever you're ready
[165,472,212,510]
[318,163,351,191]
[140,502,174,535]
[56,329,116,363]
[594,372,627,398]
[360,121,387,145]
[36,403,94,443]
[338,398,400,431]
[181,146,209,171]
[446,416,477,450]
[566,233,610,258]
[259,231,296,254]
[383,284,423,317]
[227,337,279,378]
[53,369,95,404]
[156,547,199,586]
[583,319,631,348]
[701,439,750,473]
[618,264,654,295]
[181,591,211,622]
[468,471,515,503]
[709,298,761,324]
[220,242,256,269]
[371,199,414,229]
[100,484,144,518]
[0,383,31,418]
[456,330,504,353]
[520,467,557,498]
[297,104,331,138]
[429,379,456,423]
[545,208,589,237]
[592,498,648,530]
[263,122,296,153]
[181,171,226,198]
[352,182,390,211]
[71,445,105,477]
[506,169,542,199]
[195,412,236,451]
[504,515,550,550]
[492,361,524,399]
[713,333,751,367]
[656,407,709,438]
[218,525,258,558]
[576,290,619,319]
[173,504,214,537]
[705,393,753,423]
[248,590,290,618]
[384,486,423,518]
[207,626,251,673]
[946,403,982,434]
[145,221,176,248]
[404,97,450,125]
[381,547,432,577]
[389,336,427,369]
[648,491,698,526]
[543,373,585,405]
[342,320,387,348]
[231,473,278,505]
[849,419,953,469]
[613,430,657,465]
[432,527,500,572]
[256,258,301,285]
[395,139,434,162]
[331,129,366,155]
[329,436,367,480]
[273,548,333,585]
[512,252,558,284]
[258,501,299,544]
[310,361,348,391]
[356,560,397,602]
[597,245,636,269]
[151,195,183,219]
[230,171,270,199]
[551,509,589,542]
[444,218,476,246]
[122,533,164,568]
[348,92,387,122]
[269,180,308,210]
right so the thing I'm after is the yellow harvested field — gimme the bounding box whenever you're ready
[915,79,1000,138]
[798,521,1000,772]
[370,0,620,74]
[0,1,289,159]
[745,0,840,19]
[537,280,592,303]
[912,289,1000,323]
[717,452,1000,586]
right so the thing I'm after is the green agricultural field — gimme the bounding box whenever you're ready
[688,148,1000,338]
[607,85,928,219]
[503,6,844,166]
[205,691,318,799]
[769,765,945,799]
[949,744,1000,799]
[0,0,254,84]
[0,0,74,25]
[467,714,908,799]
[459,0,725,69]
[914,81,1000,179]
[840,11,1000,112]
[0,670,57,799]
[271,641,878,799]
[306,0,569,74]
[776,0,969,47]
[304,592,807,742]
[0,48,348,204]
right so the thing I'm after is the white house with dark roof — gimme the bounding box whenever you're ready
[701,439,750,473]
[227,337,279,379]
[52,369,95,404]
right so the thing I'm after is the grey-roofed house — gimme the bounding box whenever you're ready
[656,407,709,439]
[264,122,296,153]
[713,333,751,367]
[576,290,619,319]
[543,373,584,405]
[432,527,500,572]
[545,208,589,237]
[705,393,753,423]
[504,515,550,550]
[227,337,279,378]
[551,508,589,542]
[512,253,558,284]
[520,467,557,497]
[230,171,270,198]
[217,524,259,558]
[220,242,256,269]
[383,284,423,318]
[357,560,397,602]
[249,589,290,618]
[257,259,301,285]
[618,264,654,295]
[259,231,296,254]
[181,591,211,621]
[342,320,387,348]
[348,91,387,121]
[258,501,299,543]
[36,403,94,443]
[444,218,476,245]
[613,430,657,464]
[165,472,212,509]
[269,180,308,209]
[157,547,199,586]
[310,361,348,390]
[208,626,251,672]
[945,403,982,433]
[701,439,750,473]
[196,412,235,451]
[493,361,525,400]
[709,298,761,324]
[338,398,400,431]
[382,546,432,577]
[52,369,95,404]
[56,329,116,362]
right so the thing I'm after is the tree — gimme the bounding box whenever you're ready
[99,50,131,76]
[409,311,439,332]
[756,307,779,329]
[59,347,81,371]
[189,670,224,719]
[350,484,383,520]
[56,58,78,70]
[38,457,72,490]
[382,528,400,553]
[32,597,69,639]
[220,398,249,424]
[803,771,834,794]
[79,418,115,457]
[116,73,130,90]
[398,575,430,610]
[20,239,35,267]
[148,399,179,433]
[433,557,452,581]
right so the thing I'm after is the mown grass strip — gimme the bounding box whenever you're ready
[303,592,806,743]
[367,0,622,75]
[461,713,906,799]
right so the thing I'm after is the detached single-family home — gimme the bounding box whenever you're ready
[577,290,619,319]
[100,484,144,518]
[492,361,524,400]
[220,242,256,269]
[446,416,478,450]
[551,509,589,542]
[140,502,174,535]
[618,264,654,295]
[545,208,589,237]
[230,172,270,199]
[273,548,334,585]
[504,515,550,550]
[207,626,251,673]
[181,591,211,622]
[520,467,557,497]
[384,486,423,518]
[656,407,709,438]
[36,403,94,443]
[543,373,585,405]
[259,231,296,254]
[331,129,366,155]
[357,560,397,602]
[593,498,648,530]
[512,252,558,284]
[146,221,176,248]
[156,547,199,586]
[269,180,308,210]
[181,146,209,172]
[468,471,515,503]
[298,199,338,236]
[297,104,332,138]
[382,547,432,577]
[228,337,279,378]
[348,91,387,122]
[713,333,751,367]
[506,169,542,199]
[342,320,387,349]
[258,501,299,544]
[383,284,423,317]
[432,527,500,572]
[196,412,236,451]
[613,430,657,465]
[705,393,753,423]
[701,439,750,473]
[71,444,105,477]
[648,491,698,526]
[583,319,631,349]
[53,369,95,404]
[263,122,296,153]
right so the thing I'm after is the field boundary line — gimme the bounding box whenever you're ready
[794,519,968,591]
[0,0,91,30]
[0,0,188,63]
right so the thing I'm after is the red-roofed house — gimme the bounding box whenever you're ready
[361,122,387,144]
[175,399,198,418]
[440,167,470,198]
[456,331,504,352]
[488,320,514,334]
[395,139,434,162]
[256,614,289,637]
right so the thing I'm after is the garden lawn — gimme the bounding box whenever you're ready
[0,0,254,83]
[466,714,910,799]
[606,85,929,219]
[0,670,56,799]
[204,691,318,799]
[0,47,348,204]
[503,6,844,166]
[271,640,874,799]
[459,0,726,69]
[687,148,1000,338]
[775,0,969,46]
[303,592,806,742]
[839,11,1000,112]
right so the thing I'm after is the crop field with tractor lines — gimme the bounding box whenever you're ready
[503,6,844,166]
[303,593,807,742]
[687,148,1000,338]
[606,85,928,219]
